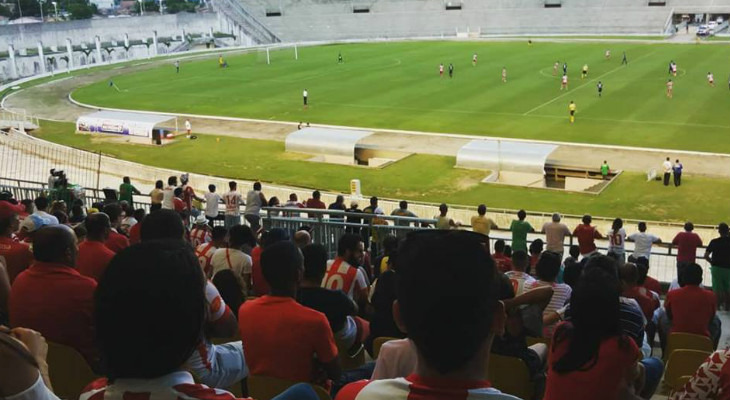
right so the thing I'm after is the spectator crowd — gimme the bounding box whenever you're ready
[0,171,729,400]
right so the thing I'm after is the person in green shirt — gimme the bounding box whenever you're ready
[119,176,141,204]
[601,160,610,180]
[509,209,534,252]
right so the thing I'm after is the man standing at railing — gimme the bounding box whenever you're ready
[542,213,571,258]
[118,176,141,205]
[672,222,703,277]
[509,209,534,253]
[244,182,266,233]
[572,214,603,258]
[704,223,730,311]
[627,222,662,260]
[222,181,244,229]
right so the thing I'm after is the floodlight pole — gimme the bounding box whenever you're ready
[39,0,43,22]
[294,44,298,60]
[266,47,270,65]
[51,1,58,20]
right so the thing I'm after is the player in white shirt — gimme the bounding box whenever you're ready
[662,157,673,186]
[472,53,477,66]
[185,119,192,138]
[221,181,243,229]
[502,67,507,83]
[605,49,611,60]
[627,222,662,260]
[560,74,568,90]
[439,63,444,77]
[210,225,253,292]
[204,184,223,226]
[303,89,308,107]
[708,72,715,87]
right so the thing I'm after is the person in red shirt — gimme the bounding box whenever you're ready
[620,263,659,322]
[84,239,319,400]
[672,222,703,275]
[544,267,643,400]
[572,214,604,257]
[127,208,145,245]
[251,228,290,297]
[305,190,327,210]
[336,230,515,400]
[661,263,718,350]
[0,201,33,284]
[76,213,116,282]
[9,225,99,368]
[634,256,663,295]
[102,203,130,253]
[238,241,341,386]
[492,239,512,273]
[196,226,228,279]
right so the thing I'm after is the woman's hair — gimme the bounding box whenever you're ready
[552,267,622,374]
[212,269,244,316]
[612,218,623,232]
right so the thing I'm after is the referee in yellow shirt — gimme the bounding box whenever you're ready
[568,101,576,124]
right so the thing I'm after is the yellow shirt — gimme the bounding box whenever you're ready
[569,103,576,112]
[471,215,495,236]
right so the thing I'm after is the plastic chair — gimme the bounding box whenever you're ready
[46,341,99,400]
[487,354,535,400]
[664,349,711,393]
[664,332,713,361]
[372,336,399,359]
[247,375,331,400]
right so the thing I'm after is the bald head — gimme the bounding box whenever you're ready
[294,230,312,249]
[86,212,112,241]
[33,225,77,267]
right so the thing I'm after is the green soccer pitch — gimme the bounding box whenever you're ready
[73,41,730,153]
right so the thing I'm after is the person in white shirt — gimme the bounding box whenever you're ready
[185,119,192,138]
[161,176,177,210]
[505,250,536,296]
[371,338,418,380]
[244,182,266,233]
[19,197,59,236]
[211,225,253,293]
[662,157,673,186]
[221,181,243,229]
[607,217,627,264]
[303,89,308,107]
[627,222,662,260]
[204,184,222,227]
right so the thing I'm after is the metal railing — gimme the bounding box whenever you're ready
[211,0,281,43]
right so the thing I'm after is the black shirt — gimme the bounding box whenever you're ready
[297,286,355,333]
[367,270,404,345]
[708,236,730,268]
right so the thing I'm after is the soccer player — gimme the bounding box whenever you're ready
[708,71,715,87]
[439,63,444,77]
[338,52,343,63]
[622,51,628,65]
[597,81,603,97]
[218,55,226,68]
[568,101,576,124]
[562,62,567,75]
[666,79,673,98]
[561,74,568,90]
[671,62,677,76]
[553,61,559,76]
[303,88,308,107]
[174,60,180,73]
[605,49,611,60]
[185,119,192,139]
[448,63,454,78]
[472,53,477,66]
[582,64,588,79]
[502,67,507,83]
[668,61,674,75]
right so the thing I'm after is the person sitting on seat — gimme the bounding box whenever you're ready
[336,230,521,400]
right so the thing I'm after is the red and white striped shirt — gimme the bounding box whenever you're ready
[671,349,730,400]
[79,371,250,400]
[187,281,232,375]
[196,243,218,279]
[190,227,212,248]
[335,375,520,400]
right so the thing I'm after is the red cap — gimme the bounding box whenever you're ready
[0,201,25,219]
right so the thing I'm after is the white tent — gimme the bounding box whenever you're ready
[76,111,177,138]
[456,139,557,175]
[285,127,373,158]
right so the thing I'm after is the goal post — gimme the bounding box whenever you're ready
[257,43,300,65]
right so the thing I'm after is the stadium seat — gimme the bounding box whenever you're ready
[526,336,550,348]
[372,336,399,359]
[664,349,711,394]
[664,333,713,362]
[247,375,331,400]
[46,341,99,400]
[487,354,535,400]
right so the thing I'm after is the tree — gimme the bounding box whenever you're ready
[0,3,12,17]
[67,0,96,19]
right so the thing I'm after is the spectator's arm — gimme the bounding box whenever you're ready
[259,193,267,206]
[705,246,712,262]
[0,262,9,318]
[594,230,604,239]
[503,286,553,312]
[132,186,141,195]
[207,305,238,338]
[0,327,55,395]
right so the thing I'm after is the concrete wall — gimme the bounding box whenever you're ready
[0,13,221,49]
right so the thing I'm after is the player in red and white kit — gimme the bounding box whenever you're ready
[322,234,368,305]
[708,72,715,87]
[553,61,559,76]
[472,53,478,66]
[502,67,507,83]
[561,74,568,90]
[439,63,444,77]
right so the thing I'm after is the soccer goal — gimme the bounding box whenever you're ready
[256,43,300,65]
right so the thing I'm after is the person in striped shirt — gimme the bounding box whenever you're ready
[80,240,318,400]
[190,215,212,248]
[336,230,520,400]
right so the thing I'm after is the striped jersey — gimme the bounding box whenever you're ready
[79,371,249,400]
[335,375,521,400]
